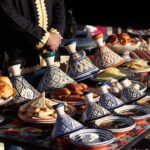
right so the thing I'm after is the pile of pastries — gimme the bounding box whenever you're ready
[106,33,138,46]
[19,93,64,119]
[48,83,98,101]
[0,76,16,102]
[120,59,150,70]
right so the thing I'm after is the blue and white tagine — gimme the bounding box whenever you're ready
[98,82,124,110]
[64,40,100,81]
[118,77,146,104]
[8,64,40,105]
[82,91,110,122]
[37,52,75,92]
[52,103,85,138]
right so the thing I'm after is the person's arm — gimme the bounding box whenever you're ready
[50,0,66,35]
[0,0,50,50]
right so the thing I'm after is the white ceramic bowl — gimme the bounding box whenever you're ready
[94,115,136,133]
[69,128,115,147]
[114,104,150,120]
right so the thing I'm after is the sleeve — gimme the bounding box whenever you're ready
[0,0,50,50]
[51,0,66,35]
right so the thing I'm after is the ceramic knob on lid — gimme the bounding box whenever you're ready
[118,77,146,104]
[52,103,85,138]
[64,40,77,54]
[82,91,110,122]
[97,82,124,111]
[8,60,21,77]
[42,52,55,66]
[92,34,105,47]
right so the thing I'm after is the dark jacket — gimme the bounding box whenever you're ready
[0,0,65,73]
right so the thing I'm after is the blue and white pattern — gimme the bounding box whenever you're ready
[68,51,100,81]
[121,86,146,103]
[82,102,110,122]
[10,76,40,105]
[99,93,124,110]
[52,114,85,138]
[37,65,75,92]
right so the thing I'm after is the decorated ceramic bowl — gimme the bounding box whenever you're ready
[114,104,150,120]
[94,115,136,136]
[69,128,115,150]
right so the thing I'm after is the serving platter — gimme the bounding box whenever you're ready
[18,103,76,124]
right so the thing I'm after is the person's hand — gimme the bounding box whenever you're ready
[45,33,63,51]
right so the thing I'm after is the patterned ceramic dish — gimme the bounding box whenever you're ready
[69,128,115,149]
[94,115,136,134]
[114,105,150,120]
[18,104,76,124]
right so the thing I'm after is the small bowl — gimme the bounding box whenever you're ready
[94,115,136,137]
[69,128,115,150]
[114,104,150,121]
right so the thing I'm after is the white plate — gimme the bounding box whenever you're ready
[114,104,150,120]
[0,96,14,106]
[18,104,76,124]
[69,128,115,146]
[94,115,136,133]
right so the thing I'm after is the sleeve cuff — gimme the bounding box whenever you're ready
[35,32,50,50]
[49,28,60,35]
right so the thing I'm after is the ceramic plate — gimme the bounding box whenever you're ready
[94,115,136,133]
[114,104,150,120]
[119,67,150,73]
[0,96,14,106]
[18,104,76,124]
[69,128,115,146]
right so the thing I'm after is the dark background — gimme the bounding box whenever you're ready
[64,0,149,28]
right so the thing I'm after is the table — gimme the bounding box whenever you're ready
[1,109,150,150]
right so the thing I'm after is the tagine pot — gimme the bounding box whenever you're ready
[64,40,100,81]
[37,52,75,92]
[92,34,125,69]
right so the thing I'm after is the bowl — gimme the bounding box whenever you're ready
[69,128,115,150]
[114,104,150,121]
[107,42,141,55]
[94,115,136,137]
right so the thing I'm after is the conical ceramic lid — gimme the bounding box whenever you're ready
[97,82,124,110]
[8,63,40,105]
[37,52,75,92]
[92,34,125,68]
[118,77,146,103]
[82,92,110,122]
[64,40,100,81]
[52,103,85,138]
